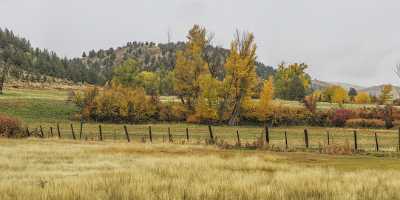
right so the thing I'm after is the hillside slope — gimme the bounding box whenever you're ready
[0,28,275,86]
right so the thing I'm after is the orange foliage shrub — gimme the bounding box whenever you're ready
[0,114,22,137]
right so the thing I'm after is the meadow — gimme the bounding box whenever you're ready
[1,87,400,199]
[1,139,400,200]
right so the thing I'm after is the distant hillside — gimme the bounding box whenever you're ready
[0,28,275,86]
[311,78,400,99]
[360,85,400,99]
[81,41,275,82]
[0,28,100,84]
[311,79,366,91]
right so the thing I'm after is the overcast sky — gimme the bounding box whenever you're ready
[1,0,400,86]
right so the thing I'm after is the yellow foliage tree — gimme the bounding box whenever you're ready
[223,31,258,125]
[137,71,160,102]
[323,85,348,104]
[354,92,371,104]
[379,84,393,105]
[331,86,348,104]
[174,25,210,111]
[191,74,222,123]
[257,76,274,120]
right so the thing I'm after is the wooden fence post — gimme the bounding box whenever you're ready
[186,128,190,142]
[304,129,309,148]
[148,126,153,143]
[50,127,54,137]
[168,127,172,142]
[265,125,270,144]
[70,124,76,140]
[57,123,61,138]
[398,128,400,152]
[327,131,330,145]
[353,130,357,151]
[375,132,379,152]
[26,127,30,137]
[208,125,214,144]
[236,130,241,146]
[79,122,83,140]
[39,125,45,138]
[98,125,103,141]
[284,131,288,150]
[124,125,130,142]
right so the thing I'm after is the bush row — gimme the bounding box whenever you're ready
[73,87,400,129]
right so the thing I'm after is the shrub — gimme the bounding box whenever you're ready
[0,115,22,137]
[345,118,385,128]
[75,85,158,123]
[330,109,353,127]
[306,111,330,126]
[159,103,188,122]
[383,105,394,129]
[303,94,318,113]
[259,105,312,126]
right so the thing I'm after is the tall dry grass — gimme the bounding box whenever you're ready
[0,139,399,200]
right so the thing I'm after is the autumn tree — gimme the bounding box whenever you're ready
[257,76,274,120]
[191,74,222,123]
[354,92,371,104]
[323,85,348,105]
[223,31,258,125]
[274,62,311,101]
[173,25,210,111]
[379,84,393,105]
[137,71,160,102]
[331,86,348,105]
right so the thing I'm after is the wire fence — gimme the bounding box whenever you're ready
[25,123,400,153]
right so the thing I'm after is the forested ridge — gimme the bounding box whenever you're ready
[0,28,275,89]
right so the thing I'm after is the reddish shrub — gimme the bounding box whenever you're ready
[0,115,22,137]
[330,109,353,127]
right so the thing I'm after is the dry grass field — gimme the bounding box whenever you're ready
[0,139,400,200]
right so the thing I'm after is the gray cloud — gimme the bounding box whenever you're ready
[1,0,400,86]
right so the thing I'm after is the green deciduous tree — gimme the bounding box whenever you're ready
[274,63,311,101]
[112,58,141,87]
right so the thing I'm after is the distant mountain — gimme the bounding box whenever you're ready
[359,85,400,99]
[311,79,366,91]
[311,79,400,99]
[330,82,365,91]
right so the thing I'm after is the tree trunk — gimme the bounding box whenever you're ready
[228,95,243,126]
[0,70,5,95]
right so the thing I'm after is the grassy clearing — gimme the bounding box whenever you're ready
[0,139,399,200]
[0,88,77,123]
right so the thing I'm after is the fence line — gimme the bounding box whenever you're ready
[22,123,400,153]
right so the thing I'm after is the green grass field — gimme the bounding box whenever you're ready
[1,87,400,199]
